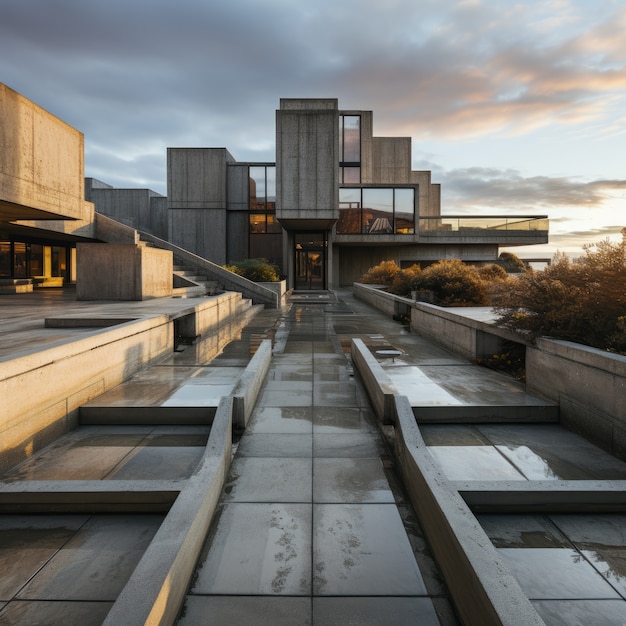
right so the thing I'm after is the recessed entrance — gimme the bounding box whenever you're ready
[294,233,327,290]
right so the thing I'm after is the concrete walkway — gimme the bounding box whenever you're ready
[178,290,456,625]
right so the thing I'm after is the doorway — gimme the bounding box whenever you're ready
[294,233,327,290]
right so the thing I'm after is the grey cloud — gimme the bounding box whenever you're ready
[441,167,626,209]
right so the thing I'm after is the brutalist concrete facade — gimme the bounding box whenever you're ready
[159,98,548,290]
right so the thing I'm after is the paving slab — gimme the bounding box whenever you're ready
[422,424,626,481]
[1,427,209,482]
[312,503,427,596]
[178,596,311,626]
[0,600,113,626]
[224,457,313,503]
[313,458,395,504]
[312,597,441,626]
[16,514,162,602]
[192,502,312,595]
[245,407,313,434]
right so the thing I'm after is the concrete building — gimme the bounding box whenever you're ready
[91,98,549,291]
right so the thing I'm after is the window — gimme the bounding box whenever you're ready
[340,115,361,184]
[337,187,415,235]
[249,165,277,233]
[249,165,282,270]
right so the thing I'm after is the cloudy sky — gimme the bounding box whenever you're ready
[1,0,624,258]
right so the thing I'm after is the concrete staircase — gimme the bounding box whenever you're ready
[173,265,220,298]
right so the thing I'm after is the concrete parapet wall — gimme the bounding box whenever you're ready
[232,339,272,431]
[139,231,279,308]
[103,395,234,626]
[392,395,543,626]
[76,243,173,300]
[350,338,396,424]
[0,293,257,474]
[527,338,626,459]
[0,315,173,473]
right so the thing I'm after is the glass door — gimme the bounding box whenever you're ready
[294,233,327,290]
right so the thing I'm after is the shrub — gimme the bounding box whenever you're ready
[495,230,626,352]
[408,259,488,306]
[497,251,527,273]
[478,264,508,281]
[359,260,401,285]
[390,264,422,297]
[224,258,280,282]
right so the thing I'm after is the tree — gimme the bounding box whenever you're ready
[495,230,626,353]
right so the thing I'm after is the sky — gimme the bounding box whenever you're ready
[1,0,624,259]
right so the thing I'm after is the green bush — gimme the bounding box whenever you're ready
[359,260,401,285]
[223,258,280,282]
[495,230,626,353]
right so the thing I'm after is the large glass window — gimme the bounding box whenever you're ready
[337,187,415,235]
[249,165,277,233]
[340,115,361,184]
[249,165,282,271]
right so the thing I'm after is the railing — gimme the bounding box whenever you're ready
[418,216,548,234]
[137,231,279,309]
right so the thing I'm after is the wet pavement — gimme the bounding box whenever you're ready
[179,291,453,625]
[1,288,626,624]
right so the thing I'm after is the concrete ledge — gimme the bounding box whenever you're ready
[103,395,234,626]
[0,481,180,513]
[79,406,216,425]
[413,404,559,423]
[393,394,543,626]
[350,338,397,424]
[232,339,273,431]
[0,279,33,294]
[455,480,626,513]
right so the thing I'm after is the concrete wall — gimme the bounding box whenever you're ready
[354,282,626,461]
[167,148,235,263]
[76,243,173,300]
[0,83,86,221]
[276,99,338,223]
[392,395,543,626]
[0,316,173,473]
[527,339,626,459]
[370,136,412,183]
[0,293,256,474]
[89,187,167,239]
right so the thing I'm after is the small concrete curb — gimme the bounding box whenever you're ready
[232,339,272,431]
[102,395,234,626]
[392,394,544,626]
[350,338,397,424]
